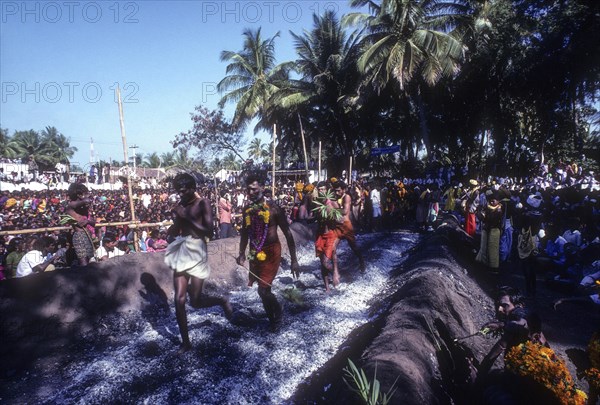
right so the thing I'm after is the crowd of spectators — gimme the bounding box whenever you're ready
[1,161,599,307]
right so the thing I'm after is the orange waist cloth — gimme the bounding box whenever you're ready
[315,230,337,259]
[248,242,282,288]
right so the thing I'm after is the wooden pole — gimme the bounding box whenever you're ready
[117,86,139,251]
[349,155,353,185]
[318,140,322,182]
[0,220,174,237]
[272,124,277,196]
[297,114,309,182]
[214,175,219,233]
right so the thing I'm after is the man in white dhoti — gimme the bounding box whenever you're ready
[165,173,233,352]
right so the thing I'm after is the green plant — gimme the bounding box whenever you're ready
[312,190,343,222]
[343,359,399,405]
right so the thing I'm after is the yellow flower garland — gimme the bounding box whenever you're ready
[584,332,600,390]
[505,341,587,405]
[245,203,270,226]
[244,202,270,261]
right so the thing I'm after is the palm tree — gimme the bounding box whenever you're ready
[41,126,78,164]
[0,128,20,159]
[12,129,55,167]
[170,148,199,170]
[217,28,293,130]
[345,0,467,154]
[247,138,268,162]
[346,0,465,91]
[160,151,176,167]
[209,157,223,173]
[263,11,364,163]
[222,152,241,170]
[142,152,162,168]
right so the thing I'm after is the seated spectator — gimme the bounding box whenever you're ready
[146,229,168,252]
[95,236,126,261]
[53,235,71,268]
[5,238,25,278]
[554,262,600,308]
[116,240,131,254]
[0,243,6,280]
[138,230,147,252]
[15,236,58,277]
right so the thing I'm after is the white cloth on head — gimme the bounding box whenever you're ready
[164,236,210,279]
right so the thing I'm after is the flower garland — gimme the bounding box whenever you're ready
[295,182,304,201]
[245,202,270,261]
[505,341,587,405]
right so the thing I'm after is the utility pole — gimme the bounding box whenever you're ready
[90,137,96,166]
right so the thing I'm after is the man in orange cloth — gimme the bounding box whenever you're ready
[314,181,341,292]
[237,173,300,331]
[333,180,366,273]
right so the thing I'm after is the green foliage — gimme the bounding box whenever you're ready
[247,138,270,163]
[59,214,78,226]
[312,190,343,222]
[343,359,399,405]
[0,127,77,169]
[218,28,293,130]
[205,0,600,176]
[281,286,304,306]
[172,106,245,165]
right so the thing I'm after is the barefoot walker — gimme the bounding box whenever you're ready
[237,173,300,331]
[164,173,233,352]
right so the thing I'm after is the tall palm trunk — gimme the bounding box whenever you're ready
[414,90,432,156]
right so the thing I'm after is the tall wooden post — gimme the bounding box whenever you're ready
[272,124,277,196]
[318,140,322,182]
[117,86,138,251]
[349,155,353,185]
[297,114,309,182]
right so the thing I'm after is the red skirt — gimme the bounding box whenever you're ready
[465,212,477,236]
[315,230,337,259]
[248,242,282,288]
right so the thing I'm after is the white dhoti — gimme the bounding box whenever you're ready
[164,236,210,279]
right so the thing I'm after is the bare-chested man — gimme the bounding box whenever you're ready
[314,181,341,291]
[333,180,366,273]
[164,173,233,352]
[65,183,96,265]
[236,173,300,331]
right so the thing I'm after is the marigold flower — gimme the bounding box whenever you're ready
[505,341,587,405]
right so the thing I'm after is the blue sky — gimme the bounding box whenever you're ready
[1,0,356,171]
